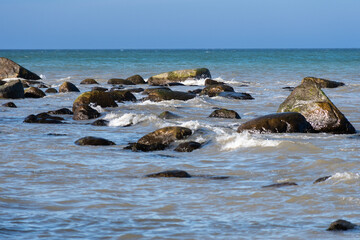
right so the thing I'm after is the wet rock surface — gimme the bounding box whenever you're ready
[327,219,357,231]
[148,68,211,85]
[147,89,195,102]
[200,84,234,97]
[158,111,181,119]
[108,78,134,85]
[0,80,24,99]
[59,81,80,93]
[45,88,58,94]
[91,119,109,126]
[174,141,202,152]
[73,105,100,120]
[48,108,73,115]
[0,57,41,80]
[24,113,65,124]
[24,87,46,98]
[302,77,345,88]
[145,170,192,178]
[2,102,17,108]
[75,136,115,146]
[313,175,331,184]
[80,78,98,84]
[126,75,146,84]
[209,108,241,119]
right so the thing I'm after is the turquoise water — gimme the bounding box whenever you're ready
[1,49,360,239]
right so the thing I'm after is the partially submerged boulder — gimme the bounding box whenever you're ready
[0,57,41,80]
[73,105,100,120]
[200,84,234,97]
[45,88,58,94]
[145,170,192,178]
[237,112,314,133]
[48,108,73,115]
[327,219,357,231]
[24,113,65,124]
[0,80,24,99]
[262,182,298,188]
[59,81,80,93]
[313,175,331,184]
[205,79,224,86]
[24,87,46,98]
[277,82,356,134]
[108,78,134,85]
[302,77,345,88]
[2,102,17,108]
[217,92,254,100]
[148,68,211,86]
[209,108,241,119]
[174,141,201,152]
[126,75,146,84]
[80,78,98,85]
[91,119,109,126]
[109,90,137,102]
[72,91,118,111]
[133,126,192,151]
[147,89,195,102]
[158,111,181,119]
[75,136,115,146]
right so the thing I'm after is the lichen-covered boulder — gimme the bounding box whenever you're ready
[145,170,192,178]
[24,87,46,98]
[107,78,134,85]
[73,105,100,120]
[72,91,118,111]
[209,108,241,119]
[45,88,58,94]
[237,112,314,133]
[75,136,115,146]
[148,68,211,86]
[132,126,192,151]
[147,89,195,102]
[80,78,98,85]
[0,80,24,99]
[0,57,41,80]
[59,81,80,93]
[174,141,201,152]
[277,82,355,134]
[200,84,234,97]
[126,75,146,84]
[302,77,345,88]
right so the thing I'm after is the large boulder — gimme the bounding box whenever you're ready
[148,68,211,86]
[59,81,80,93]
[302,77,345,88]
[0,80,24,99]
[147,89,195,102]
[126,75,146,84]
[24,87,46,98]
[209,108,241,119]
[237,112,314,133]
[72,91,118,111]
[133,126,192,151]
[0,57,41,80]
[277,82,356,134]
[200,84,234,97]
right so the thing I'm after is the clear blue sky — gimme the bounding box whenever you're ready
[1,0,359,49]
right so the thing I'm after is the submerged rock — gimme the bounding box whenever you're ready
[209,108,241,119]
[91,86,108,92]
[109,90,137,102]
[302,77,345,88]
[45,88,58,94]
[126,75,146,84]
[313,175,331,184]
[158,111,181,119]
[327,219,357,231]
[278,82,355,134]
[262,182,298,188]
[148,68,211,86]
[205,78,224,86]
[145,170,192,178]
[237,112,314,133]
[2,102,17,108]
[147,88,195,102]
[217,91,254,100]
[0,80,24,99]
[200,84,234,97]
[59,81,80,93]
[91,119,109,126]
[24,113,65,124]
[73,91,118,111]
[48,108,73,115]
[75,136,115,146]
[0,57,41,80]
[73,105,100,120]
[108,78,134,85]
[80,78,98,84]
[24,87,46,98]
[174,141,201,152]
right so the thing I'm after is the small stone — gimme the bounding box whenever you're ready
[24,87,46,98]
[158,111,180,119]
[45,88,58,94]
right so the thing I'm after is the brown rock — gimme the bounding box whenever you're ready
[80,78,98,84]
[24,87,46,98]
[59,81,80,93]
[0,57,41,80]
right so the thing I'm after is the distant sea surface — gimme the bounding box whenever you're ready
[1,49,360,239]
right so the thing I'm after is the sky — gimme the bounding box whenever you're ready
[1,0,360,49]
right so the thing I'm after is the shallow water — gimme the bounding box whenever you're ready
[1,49,360,239]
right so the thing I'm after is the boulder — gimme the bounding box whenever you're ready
[313,175,331,184]
[133,126,192,151]
[73,105,100,120]
[147,89,195,102]
[261,182,298,188]
[188,88,202,94]
[126,75,146,84]
[75,136,115,146]
[91,119,109,126]
[277,82,356,134]
[0,80,24,99]
[109,90,137,102]
[174,141,201,152]
[108,78,134,85]
[59,81,80,93]
[145,170,192,178]
[205,79,224,86]
[237,112,314,133]
[130,142,167,152]
[2,102,17,108]
[302,77,345,88]
[24,113,64,124]
[217,92,254,100]
[91,87,108,92]
[158,111,181,119]
[126,88,144,93]
[48,108,73,115]
[24,87,46,98]
[0,57,41,80]
[143,87,170,95]
[209,108,241,119]
[327,219,357,231]
[72,91,118,111]
[80,78,98,84]
[200,84,234,97]
[45,88,58,94]
[148,68,211,86]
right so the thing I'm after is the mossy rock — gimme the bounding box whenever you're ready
[59,81,80,93]
[107,78,134,85]
[73,91,118,111]
[237,112,314,133]
[80,78,98,85]
[302,77,345,88]
[126,75,146,84]
[277,82,355,134]
[148,89,195,102]
[148,68,211,85]
[209,108,241,119]
[0,80,24,99]
[24,87,46,98]
[200,84,234,97]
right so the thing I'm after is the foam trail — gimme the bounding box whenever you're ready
[104,112,158,127]
[216,132,281,150]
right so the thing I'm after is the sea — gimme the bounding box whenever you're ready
[0,49,360,239]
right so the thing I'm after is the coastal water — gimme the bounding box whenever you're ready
[1,49,360,239]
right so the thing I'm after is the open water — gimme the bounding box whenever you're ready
[0,49,360,239]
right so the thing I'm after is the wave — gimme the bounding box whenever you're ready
[330,172,360,182]
[104,112,158,127]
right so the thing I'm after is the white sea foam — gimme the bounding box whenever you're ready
[90,104,106,113]
[104,112,158,127]
[330,172,360,181]
[216,132,281,150]
[181,78,207,86]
